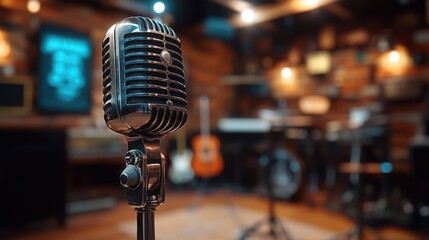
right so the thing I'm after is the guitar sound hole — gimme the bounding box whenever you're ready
[203,148,211,155]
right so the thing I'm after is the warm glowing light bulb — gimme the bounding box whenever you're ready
[0,31,10,59]
[388,50,400,63]
[303,0,319,6]
[27,0,41,13]
[241,8,255,23]
[0,40,11,58]
[281,67,292,79]
[153,1,165,14]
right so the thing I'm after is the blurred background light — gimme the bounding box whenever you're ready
[153,1,165,14]
[27,0,41,13]
[241,8,255,23]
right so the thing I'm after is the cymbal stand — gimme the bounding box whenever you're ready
[238,153,293,240]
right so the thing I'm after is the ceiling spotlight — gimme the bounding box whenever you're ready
[153,1,165,14]
[27,0,41,13]
[241,8,255,23]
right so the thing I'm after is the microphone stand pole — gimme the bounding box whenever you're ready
[120,137,166,240]
[136,208,155,240]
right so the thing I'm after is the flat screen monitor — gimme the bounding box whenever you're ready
[38,24,92,113]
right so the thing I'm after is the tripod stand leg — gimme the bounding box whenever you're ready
[238,216,294,240]
[271,217,293,240]
[238,217,267,240]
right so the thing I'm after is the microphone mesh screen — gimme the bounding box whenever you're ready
[123,31,186,108]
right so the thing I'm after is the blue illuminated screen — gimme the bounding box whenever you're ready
[38,25,92,113]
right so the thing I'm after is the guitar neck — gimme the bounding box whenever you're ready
[200,95,210,137]
[176,129,186,154]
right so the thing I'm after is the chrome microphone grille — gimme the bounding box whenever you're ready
[102,17,187,137]
[123,31,186,108]
[102,37,113,112]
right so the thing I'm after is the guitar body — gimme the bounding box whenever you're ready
[191,135,224,178]
[169,149,194,184]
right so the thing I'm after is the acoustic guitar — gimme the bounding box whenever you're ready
[191,95,224,178]
[169,129,194,184]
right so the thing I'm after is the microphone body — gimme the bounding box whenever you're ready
[102,16,187,138]
[101,16,187,213]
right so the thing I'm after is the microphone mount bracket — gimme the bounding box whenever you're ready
[122,136,165,210]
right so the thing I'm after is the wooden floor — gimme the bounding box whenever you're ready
[5,189,423,240]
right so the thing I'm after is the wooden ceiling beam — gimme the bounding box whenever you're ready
[325,3,353,20]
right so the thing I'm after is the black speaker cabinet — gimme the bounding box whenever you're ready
[0,130,66,229]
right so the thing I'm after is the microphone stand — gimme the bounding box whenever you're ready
[120,137,166,240]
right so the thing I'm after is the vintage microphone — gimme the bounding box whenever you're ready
[101,16,187,240]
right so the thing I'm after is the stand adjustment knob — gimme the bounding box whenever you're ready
[120,165,141,189]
